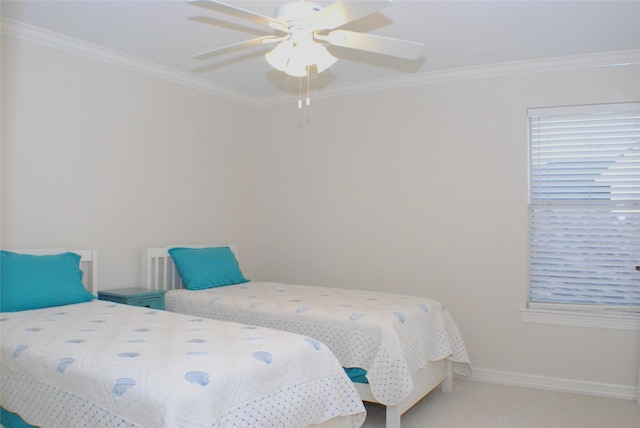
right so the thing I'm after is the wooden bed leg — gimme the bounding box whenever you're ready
[385,405,401,428]
[442,360,453,393]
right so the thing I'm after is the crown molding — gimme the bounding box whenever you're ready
[3,18,639,108]
[260,49,640,106]
[0,18,259,106]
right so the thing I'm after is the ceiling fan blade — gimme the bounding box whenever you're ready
[188,0,288,32]
[314,0,393,30]
[325,30,424,60]
[191,35,285,60]
[188,16,272,37]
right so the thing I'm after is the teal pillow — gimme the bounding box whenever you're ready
[0,251,95,312]
[168,247,249,290]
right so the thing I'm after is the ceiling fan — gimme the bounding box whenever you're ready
[189,0,425,78]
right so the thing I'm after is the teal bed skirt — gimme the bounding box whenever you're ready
[344,367,369,384]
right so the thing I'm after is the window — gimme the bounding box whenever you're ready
[526,102,640,325]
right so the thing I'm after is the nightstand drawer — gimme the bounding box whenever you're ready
[98,288,165,310]
[127,295,164,309]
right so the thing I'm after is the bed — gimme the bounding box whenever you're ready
[0,249,366,428]
[145,245,472,428]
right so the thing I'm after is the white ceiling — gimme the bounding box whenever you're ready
[2,0,639,103]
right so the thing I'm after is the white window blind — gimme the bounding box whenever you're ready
[528,102,640,311]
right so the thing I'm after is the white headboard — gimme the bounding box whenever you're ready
[9,249,98,295]
[144,244,238,291]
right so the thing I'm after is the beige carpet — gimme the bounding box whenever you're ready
[362,378,640,428]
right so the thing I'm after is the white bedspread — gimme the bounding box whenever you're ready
[166,282,471,406]
[1,300,365,428]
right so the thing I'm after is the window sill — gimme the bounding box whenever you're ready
[521,308,640,331]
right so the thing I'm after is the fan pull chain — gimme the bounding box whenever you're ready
[306,68,311,107]
[297,68,312,109]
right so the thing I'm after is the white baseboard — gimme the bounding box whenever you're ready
[464,367,639,402]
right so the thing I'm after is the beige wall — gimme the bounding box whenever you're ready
[253,67,640,389]
[2,32,639,394]
[1,35,257,286]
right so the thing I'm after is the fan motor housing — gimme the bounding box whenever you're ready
[275,1,323,22]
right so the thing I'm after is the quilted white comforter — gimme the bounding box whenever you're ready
[1,300,366,428]
[166,282,471,406]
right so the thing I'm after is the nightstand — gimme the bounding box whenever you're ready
[98,287,165,310]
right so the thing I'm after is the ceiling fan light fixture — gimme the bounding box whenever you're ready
[311,44,337,73]
[265,40,294,71]
[283,48,308,77]
[265,38,337,77]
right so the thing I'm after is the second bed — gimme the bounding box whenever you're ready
[145,245,472,428]
[144,245,471,428]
